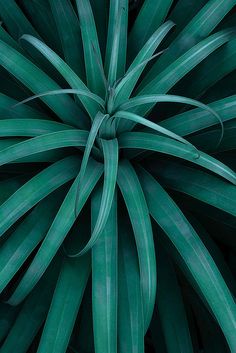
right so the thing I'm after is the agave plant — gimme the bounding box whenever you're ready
[0,0,236,352]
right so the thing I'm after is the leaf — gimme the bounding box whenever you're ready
[21,34,100,120]
[118,132,236,184]
[106,9,122,86]
[0,0,38,40]
[21,0,62,54]
[105,0,128,82]
[114,21,174,107]
[0,0,65,82]
[142,0,236,83]
[0,39,84,128]
[0,155,81,238]
[74,138,119,255]
[0,23,23,52]
[49,0,85,78]
[166,0,206,44]
[0,130,88,166]
[138,30,233,106]
[117,160,156,331]
[161,94,236,136]
[37,256,91,353]
[138,166,236,351]
[118,217,144,353]
[7,159,102,305]
[5,149,70,164]
[0,259,60,353]
[0,119,74,137]
[75,112,108,215]
[128,0,174,57]
[118,94,223,141]
[92,187,117,353]
[0,188,65,294]
[148,161,236,217]
[157,247,194,353]
[176,38,236,100]
[15,88,105,109]
[90,0,108,59]
[76,0,105,96]
[189,124,236,153]
[114,111,198,150]
[0,93,48,119]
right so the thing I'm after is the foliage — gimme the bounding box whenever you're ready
[0,0,235,352]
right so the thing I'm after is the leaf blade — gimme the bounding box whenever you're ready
[138,166,236,351]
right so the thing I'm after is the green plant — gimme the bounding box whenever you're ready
[0,0,236,352]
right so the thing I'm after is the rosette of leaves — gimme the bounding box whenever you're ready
[0,0,236,352]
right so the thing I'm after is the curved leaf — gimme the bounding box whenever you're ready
[128,0,173,57]
[114,111,198,150]
[142,0,236,83]
[117,160,156,331]
[119,132,236,184]
[0,130,88,166]
[0,119,73,137]
[0,93,48,119]
[75,112,108,215]
[0,189,65,294]
[118,94,223,140]
[0,39,85,128]
[138,166,236,351]
[161,94,236,136]
[139,30,233,104]
[0,259,60,353]
[74,138,119,255]
[114,21,174,106]
[7,159,102,305]
[148,161,236,217]
[14,88,105,109]
[0,155,81,238]
[21,34,102,120]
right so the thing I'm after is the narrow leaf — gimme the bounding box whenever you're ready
[7,159,102,305]
[0,156,81,237]
[37,255,90,353]
[138,167,236,352]
[0,40,85,128]
[119,132,236,184]
[75,138,119,255]
[76,0,105,96]
[92,187,118,353]
[118,217,144,353]
[0,260,60,353]
[148,161,236,217]
[0,119,74,137]
[0,189,65,294]
[0,130,88,166]
[114,21,174,106]
[128,0,174,57]
[49,0,85,78]
[117,160,156,331]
